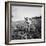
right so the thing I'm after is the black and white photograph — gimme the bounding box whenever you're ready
[11,6,41,40]
[5,2,45,44]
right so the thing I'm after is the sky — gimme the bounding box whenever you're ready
[12,6,41,22]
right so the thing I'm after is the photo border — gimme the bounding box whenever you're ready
[5,1,45,45]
